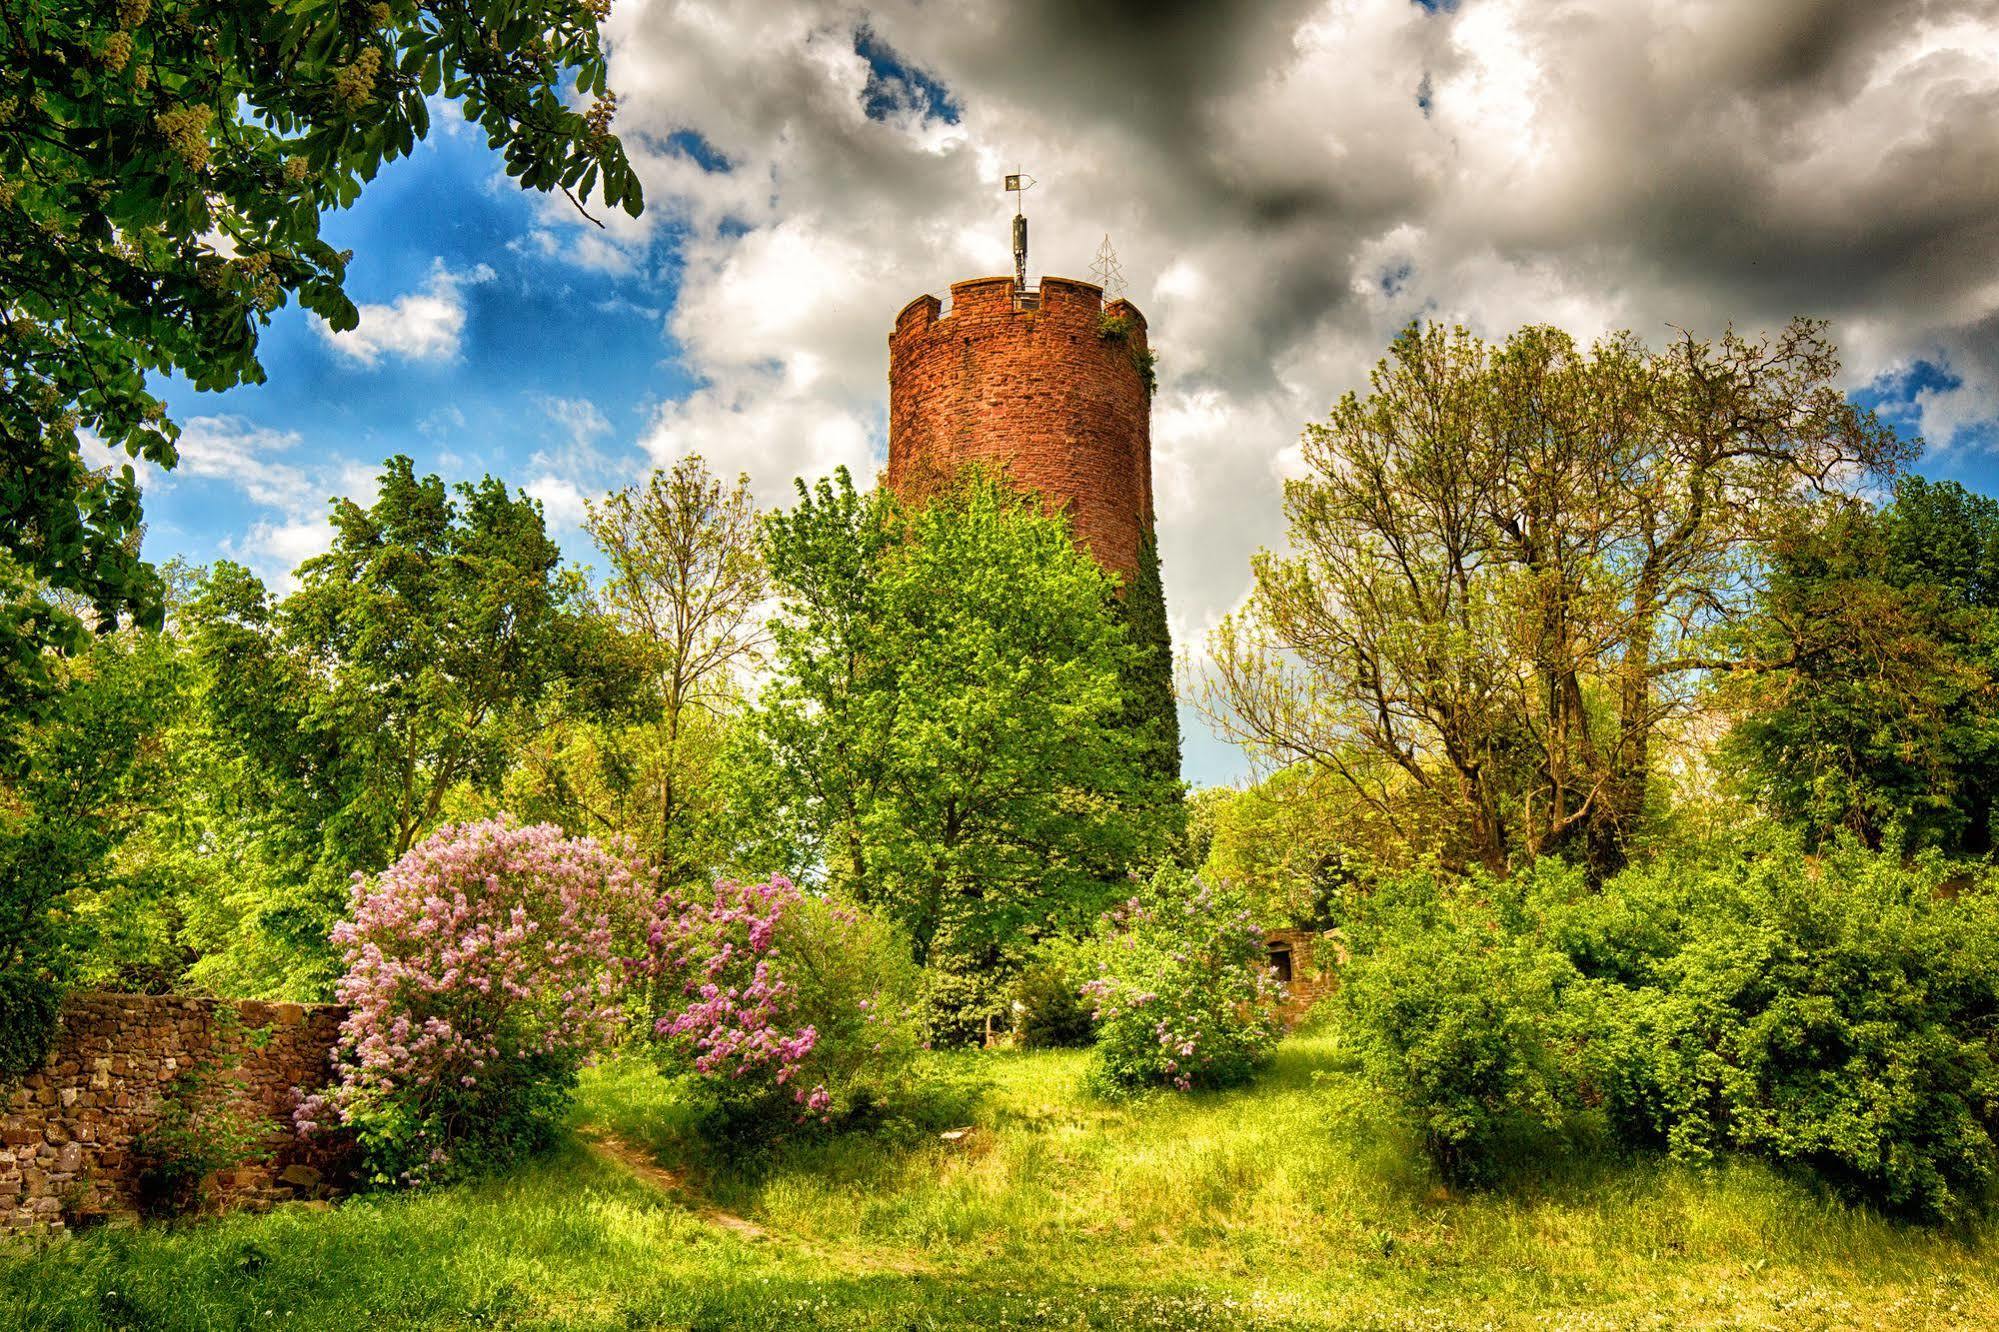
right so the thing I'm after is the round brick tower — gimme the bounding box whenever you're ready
[886,275,1155,584]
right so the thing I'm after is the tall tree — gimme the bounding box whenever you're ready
[1192,758,1437,928]
[0,619,183,1075]
[0,0,642,665]
[1203,319,1908,875]
[737,468,1174,967]
[563,456,768,882]
[183,457,612,993]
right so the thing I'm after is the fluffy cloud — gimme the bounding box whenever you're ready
[317,259,496,366]
[171,416,380,586]
[525,0,1999,664]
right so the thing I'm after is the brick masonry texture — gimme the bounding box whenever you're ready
[1266,928,1339,1027]
[888,274,1156,584]
[1,992,351,1236]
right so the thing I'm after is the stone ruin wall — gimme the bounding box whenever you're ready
[887,274,1156,584]
[2,992,351,1237]
[1266,928,1339,1026]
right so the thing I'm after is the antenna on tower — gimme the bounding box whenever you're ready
[1003,169,1036,299]
[1089,234,1128,302]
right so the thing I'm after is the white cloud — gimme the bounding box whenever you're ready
[525,475,593,531]
[317,259,496,366]
[175,416,317,511]
[491,0,1999,773]
[523,393,630,536]
[536,394,613,452]
[638,368,877,510]
[419,404,468,438]
[224,518,339,584]
[168,416,381,588]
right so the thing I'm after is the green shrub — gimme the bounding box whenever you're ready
[0,971,60,1083]
[1337,840,1999,1219]
[1556,842,1999,1220]
[916,946,1014,1050]
[1077,868,1282,1093]
[656,883,966,1152]
[1336,873,1582,1184]
[132,1031,272,1218]
[1012,954,1094,1049]
[772,894,940,1131]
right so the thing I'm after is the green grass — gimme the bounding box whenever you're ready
[7,1035,1999,1329]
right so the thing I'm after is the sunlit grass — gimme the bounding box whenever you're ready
[7,1034,1999,1329]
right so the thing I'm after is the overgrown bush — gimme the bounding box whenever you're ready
[1012,954,1094,1049]
[1077,869,1282,1093]
[647,876,941,1148]
[296,818,653,1187]
[917,940,1015,1049]
[134,1073,270,1219]
[1337,840,1999,1219]
[1561,843,1999,1220]
[1336,873,1581,1185]
[134,1012,273,1217]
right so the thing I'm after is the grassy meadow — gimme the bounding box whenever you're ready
[5,1033,1997,1330]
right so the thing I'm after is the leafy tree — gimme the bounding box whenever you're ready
[1203,319,1908,875]
[1193,760,1434,927]
[0,619,184,1074]
[564,456,768,884]
[182,457,613,994]
[1726,476,1999,853]
[736,468,1175,969]
[0,0,642,666]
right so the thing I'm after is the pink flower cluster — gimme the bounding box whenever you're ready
[644,876,832,1118]
[296,819,653,1163]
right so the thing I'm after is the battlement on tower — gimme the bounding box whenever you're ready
[891,276,1146,341]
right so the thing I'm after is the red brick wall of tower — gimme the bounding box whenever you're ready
[886,275,1155,584]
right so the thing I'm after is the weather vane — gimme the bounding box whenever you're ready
[1004,170,1036,294]
[1089,234,1127,302]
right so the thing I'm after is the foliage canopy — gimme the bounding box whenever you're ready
[1727,476,1999,853]
[1205,318,1909,875]
[0,0,641,671]
[735,467,1178,970]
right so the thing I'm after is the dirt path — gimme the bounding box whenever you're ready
[576,1127,940,1277]
[576,1128,772,1241]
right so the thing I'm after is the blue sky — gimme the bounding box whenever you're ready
[140,122,696,573]
[134,1,1999,790]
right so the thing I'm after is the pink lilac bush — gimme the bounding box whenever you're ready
[647,876,830,1116]
[645,876,928,1137]
[1078,868,1284,1092]
[297,818,653,1185]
